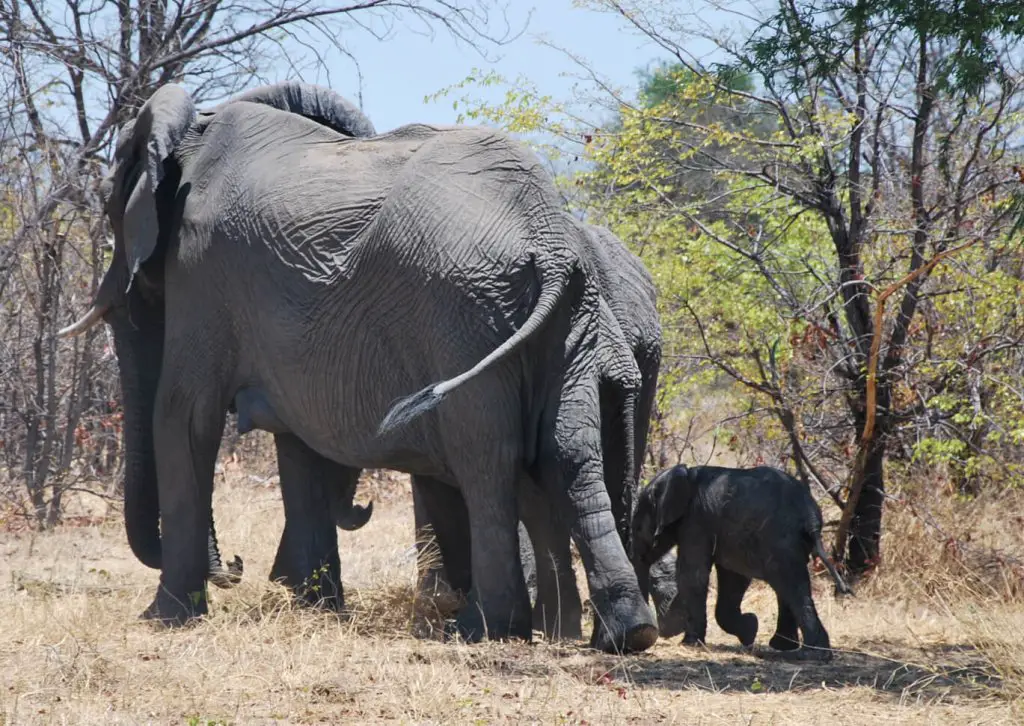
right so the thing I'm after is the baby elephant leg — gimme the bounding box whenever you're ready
[768,590,800,651]
[768,562,833,660]
[713,566,757,647]
[676,530,714,646]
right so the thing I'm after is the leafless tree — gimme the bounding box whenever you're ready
[0,0,518,528]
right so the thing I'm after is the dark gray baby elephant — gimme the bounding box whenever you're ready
[631,464,852,658]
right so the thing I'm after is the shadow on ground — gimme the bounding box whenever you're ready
[404,634,1001,702]
[624,640,1001,699]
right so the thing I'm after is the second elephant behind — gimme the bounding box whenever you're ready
[410,223,679,639]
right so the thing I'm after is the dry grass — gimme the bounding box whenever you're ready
[1,467,1022,725]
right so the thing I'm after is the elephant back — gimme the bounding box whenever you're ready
[207,81,376,139]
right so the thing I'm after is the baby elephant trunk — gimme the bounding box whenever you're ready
[328,474,374,532]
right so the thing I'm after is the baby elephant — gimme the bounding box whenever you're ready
[631,464,852,658]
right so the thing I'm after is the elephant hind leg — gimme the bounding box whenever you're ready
[270,433,344,610]
[519,478,583,641]
[450,460,532,643]
[713,566,757,647]
[411,475,470,614]
[768,590,800,651]
[768,563,833,659]
[440,390,532,644]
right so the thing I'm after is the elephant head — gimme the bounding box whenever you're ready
[630,464,694,637]
[59,81,376,584]
[630,465,694,592]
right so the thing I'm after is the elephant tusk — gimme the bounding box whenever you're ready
[57,304,109,337]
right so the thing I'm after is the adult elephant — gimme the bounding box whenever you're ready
[59,82,657,653]
[411,223,680,639]
[63,82,379,609]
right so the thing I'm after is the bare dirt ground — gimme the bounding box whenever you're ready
[1,468,1021,725]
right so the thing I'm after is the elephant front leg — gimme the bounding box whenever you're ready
[269,433,344,610]
[411,475,470,614]
[713,566,757,647]
[143,385,226,626]
[674,531,713,646]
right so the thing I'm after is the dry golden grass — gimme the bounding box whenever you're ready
[1,466,1022,725]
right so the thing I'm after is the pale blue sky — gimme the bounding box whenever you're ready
[268,2,727,133]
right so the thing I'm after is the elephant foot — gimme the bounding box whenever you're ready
[768,643,834,662]
[294,585,344,612]
[270,560,344,612]
[417,568,464,616]
[140,585,208,627]
[588,590,659,654]
[797,645,834,662]
[736,613,759,647]
[681,632,706,647]
[451,600,532,644]
[656,608,686,639]
[768,633,800,651]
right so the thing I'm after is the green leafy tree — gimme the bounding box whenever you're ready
[431,0,1024,578]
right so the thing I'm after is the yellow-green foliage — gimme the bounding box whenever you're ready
[430,69,835,440]
[429,62,1024,490]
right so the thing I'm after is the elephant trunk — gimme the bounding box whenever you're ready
[109,299,164,569]
[110,294,242,585]
[329,472,374,531]
[618,386,638,554]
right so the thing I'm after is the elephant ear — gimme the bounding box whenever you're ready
[652,464,694,539]
[633,466,687,561]
[122,84,197,284]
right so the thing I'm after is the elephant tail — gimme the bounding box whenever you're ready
[378,263,572,435]
[811,533,854,597]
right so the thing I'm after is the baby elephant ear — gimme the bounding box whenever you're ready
[653,465,693,538]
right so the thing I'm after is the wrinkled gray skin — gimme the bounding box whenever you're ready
[62,81,657,653]
[83,82,377,609]
[411,225,680,640]
[214,85,379,607]
[631,464,853,660]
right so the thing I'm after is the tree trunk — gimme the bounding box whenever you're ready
[845,435,885,574]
